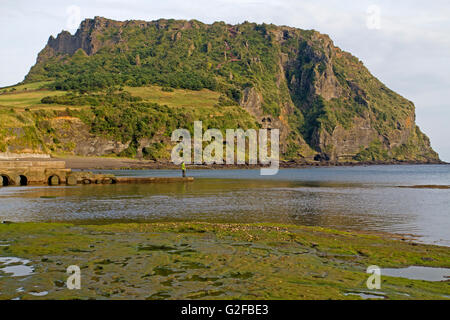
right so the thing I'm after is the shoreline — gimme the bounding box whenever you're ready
[49,156,448,170]
[1,155,446,171]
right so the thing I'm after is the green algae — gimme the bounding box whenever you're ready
[0,222,448,300]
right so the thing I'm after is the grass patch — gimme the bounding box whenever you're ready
[125,85,224,108]
[0,90,66,109]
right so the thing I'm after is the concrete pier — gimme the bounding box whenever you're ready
[0,160,70,186]
[0,160,115,186]
[0,160,193,186]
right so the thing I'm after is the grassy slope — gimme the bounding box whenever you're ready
[0,83,224,111]
[0,82,66,110]
[125,86,222,108]
[0,222,448,300]
[0,81,52,92]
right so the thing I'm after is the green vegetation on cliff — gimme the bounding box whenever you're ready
[0,17,439,162]
[0,86,258,159]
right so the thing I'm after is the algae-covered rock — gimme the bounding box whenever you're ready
[0,222,448,300]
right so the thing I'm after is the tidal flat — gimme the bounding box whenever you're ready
[0,222,449,300]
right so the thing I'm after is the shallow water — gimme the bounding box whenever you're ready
[0,257,34,277]
[344,292,386,299]
[0,165,449,246]
[28,291,49,297]
[381,266,450,282]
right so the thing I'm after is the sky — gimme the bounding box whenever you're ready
[1,0,449,161]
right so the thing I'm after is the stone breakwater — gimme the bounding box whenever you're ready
[0,160,193,186]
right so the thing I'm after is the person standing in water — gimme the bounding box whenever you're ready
[181,161,186,177]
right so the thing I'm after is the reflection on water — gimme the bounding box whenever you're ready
[0,165,449,246]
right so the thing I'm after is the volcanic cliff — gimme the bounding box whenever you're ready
[19,17,439,162]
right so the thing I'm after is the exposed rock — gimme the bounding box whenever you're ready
[49,117,130,156]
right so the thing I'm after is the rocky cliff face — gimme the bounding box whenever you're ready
[279,30,437,161]
[23,17,439,162]
[39,18,124,61]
